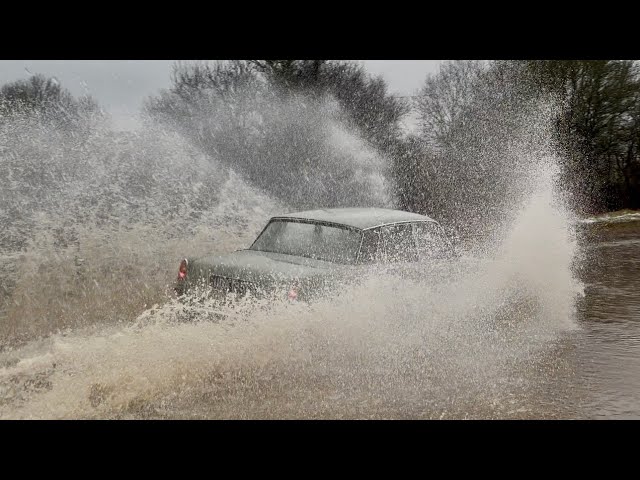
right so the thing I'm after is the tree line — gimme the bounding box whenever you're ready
[411,60,640,217]
[2,61,639,236]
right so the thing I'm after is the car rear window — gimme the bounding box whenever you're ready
[250,220,362,264]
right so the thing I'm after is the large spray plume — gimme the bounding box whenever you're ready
[0,62,583,418]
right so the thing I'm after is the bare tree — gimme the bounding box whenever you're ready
[415,61,485,148]
[0,74,103,130]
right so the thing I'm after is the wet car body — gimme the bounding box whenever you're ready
[175,208,454,303]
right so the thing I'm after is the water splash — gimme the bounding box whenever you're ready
[0,160,582,418]
[0,89,582,418]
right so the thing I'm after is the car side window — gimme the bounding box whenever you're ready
[381,224,418,263]
[358,228,384,264]
[413,222,451,260]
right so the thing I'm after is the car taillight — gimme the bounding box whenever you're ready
[177,258,188,280]
[287,284,298,302]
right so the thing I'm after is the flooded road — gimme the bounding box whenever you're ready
[455,215,640,420]
[570,217,640,418]
[111,215,640,419]
[1,214,639,420]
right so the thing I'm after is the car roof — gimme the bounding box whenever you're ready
[272,207,437,230]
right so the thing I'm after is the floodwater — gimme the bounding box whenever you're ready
[570,216,640,418]
[2,65,638,419]
[1,210,639,419]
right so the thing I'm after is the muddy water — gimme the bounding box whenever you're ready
[492,216,640,420]
[455,216,640,420]
[1,216,639,420]
[124,217,640,419]
[570,218,640,418]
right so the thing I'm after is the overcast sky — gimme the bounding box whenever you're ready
[0,60,442,129]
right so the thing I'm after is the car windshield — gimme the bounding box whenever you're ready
[250,220,363,264]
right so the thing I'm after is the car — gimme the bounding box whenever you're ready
[174,207,454,303]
